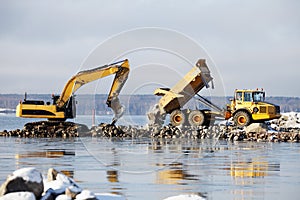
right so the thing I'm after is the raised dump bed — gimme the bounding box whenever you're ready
[148,59,222,127]
[155,59,213,114]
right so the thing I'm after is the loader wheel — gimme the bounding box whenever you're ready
[233,111,251,128]
[170,110,185,126]
[188,110,205,126]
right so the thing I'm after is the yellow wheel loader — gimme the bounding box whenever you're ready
[227,89,281,127]
[16,59,130,123]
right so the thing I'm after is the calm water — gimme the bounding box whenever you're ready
[0,114,300,200]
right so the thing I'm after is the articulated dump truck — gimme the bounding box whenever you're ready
[148,59,281,127]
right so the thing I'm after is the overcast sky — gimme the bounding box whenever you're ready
[0,0,299,97]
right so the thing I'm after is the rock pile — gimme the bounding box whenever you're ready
[0,167,125,200]
[1,112,300,142]
[88,122,300,142]
[0,121,89,138]
[90,123,130,137]
[269,112,300,131]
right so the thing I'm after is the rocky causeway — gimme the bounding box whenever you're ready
[1,112,300,143]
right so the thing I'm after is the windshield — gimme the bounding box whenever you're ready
[253,91,265,102]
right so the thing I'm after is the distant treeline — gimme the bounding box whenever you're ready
[0,94,299,115]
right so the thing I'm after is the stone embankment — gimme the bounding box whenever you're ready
[1,112,300,142]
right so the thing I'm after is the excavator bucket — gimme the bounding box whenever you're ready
[110,97,125,124]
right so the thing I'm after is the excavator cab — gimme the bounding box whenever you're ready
[55,95,76,120]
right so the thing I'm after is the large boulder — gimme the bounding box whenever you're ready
[0,167,43,199]
[245,123,267,134]
[42,168,81,200]
[44,168,80,191]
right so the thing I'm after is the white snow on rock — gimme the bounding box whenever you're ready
[163,194,206,200]
[95,193,126,200]
[44,172,76,191]
[44,179,68,191]
[55,194,72,200]
[0,167,129,200]
[0,191,36,200]
[270,112,300,129]
[284,112,300,128]
[75,190,96,200]
[9,167,42,183]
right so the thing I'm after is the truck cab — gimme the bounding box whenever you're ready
[229,89,281,127]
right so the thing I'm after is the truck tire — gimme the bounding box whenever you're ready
[233,111,251,128]
[188,110,205,126]
[170,110,185,126]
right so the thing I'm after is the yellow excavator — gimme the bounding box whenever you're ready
[16,59,130,123]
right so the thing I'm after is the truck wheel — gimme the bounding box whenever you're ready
[233,111,251,127]
[188,110,205,126]
[170,110,185,126]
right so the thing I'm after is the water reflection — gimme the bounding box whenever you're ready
[156,162,198,185]
[230,160,269,177]
[14,149,75,178]
[15,150,75,159]
[107,170,119,183]
[105,147,125,196]
[7,137,294,200]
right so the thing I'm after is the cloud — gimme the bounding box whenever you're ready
[0,0,299,96]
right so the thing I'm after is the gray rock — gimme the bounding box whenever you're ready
[245,123,267,134]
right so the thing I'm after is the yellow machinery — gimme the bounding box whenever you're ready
[148,59,280,127]
[148,59,223,127]
[227,89,281,127]
[16,59,130,123]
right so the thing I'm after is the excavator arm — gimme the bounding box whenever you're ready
[56,59,130,121]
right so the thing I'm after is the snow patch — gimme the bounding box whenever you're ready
[44,173,74,191]
[55,194,72,200]
[9,167,42,183]
[75,190,95,200]
[0,192,35,200]
[163,194,206,200]
[95,193,126,200]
